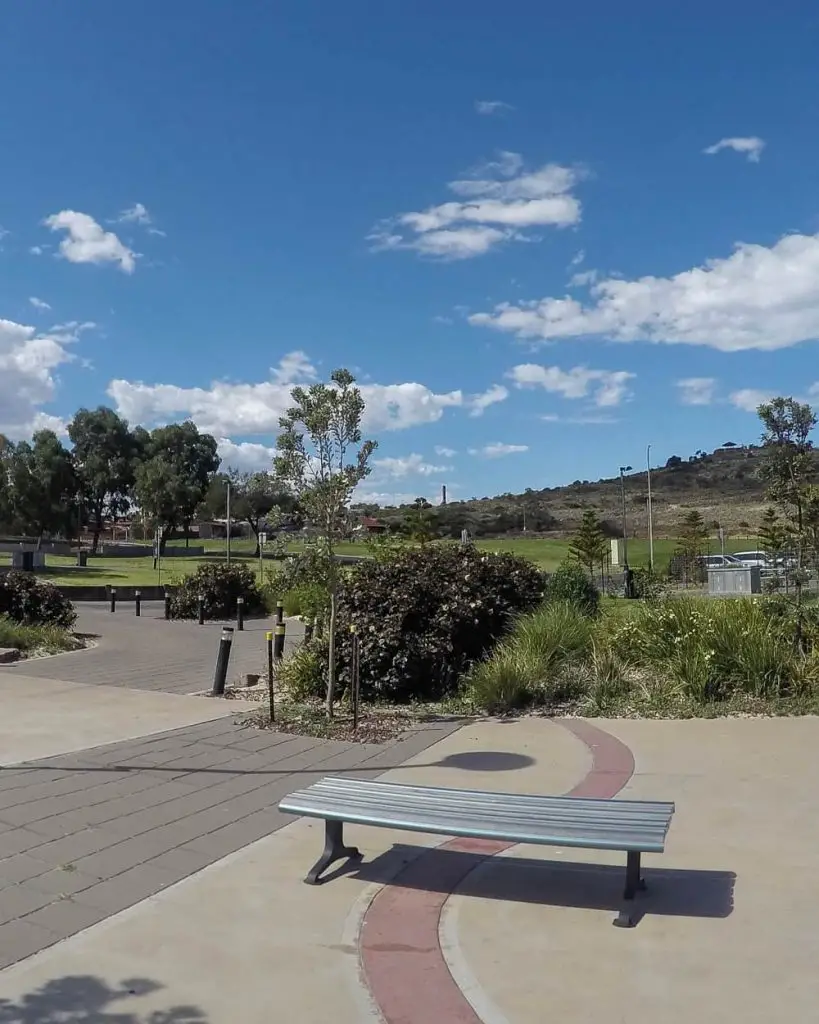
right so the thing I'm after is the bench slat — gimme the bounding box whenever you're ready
[279,777,674,854]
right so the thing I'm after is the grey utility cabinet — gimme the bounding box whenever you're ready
[707,566,761,595]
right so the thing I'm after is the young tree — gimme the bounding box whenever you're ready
[757,397,818,645]
[274,368,377,718]
[135,422,220,553]
[758,507,787,564]
[403,497,436,544]
[677,510,708,556]
[68,406,139,553]
[7,430,77,545]
[569,509,606,577]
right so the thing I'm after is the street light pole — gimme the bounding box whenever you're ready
[226,479,231,565]
[619,465,632,567]
[646,444,654,571]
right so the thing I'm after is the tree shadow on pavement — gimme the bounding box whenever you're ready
[0,975,208,1024]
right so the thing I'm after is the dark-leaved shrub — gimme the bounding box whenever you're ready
[0,571,76,629]
[544,561,600,616]
[324,544,546,703]
[168,562,266,620]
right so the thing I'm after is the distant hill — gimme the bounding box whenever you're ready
[365,444,786,540]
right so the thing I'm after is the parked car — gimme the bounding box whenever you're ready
[732,551,770,569]
[699,554,743,569]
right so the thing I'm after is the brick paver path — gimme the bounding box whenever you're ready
[0,713,459,969]
[0,602,303,694]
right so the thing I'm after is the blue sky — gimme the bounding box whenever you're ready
[2,2,819,505]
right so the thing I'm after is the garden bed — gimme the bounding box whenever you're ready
[0,618,89,659]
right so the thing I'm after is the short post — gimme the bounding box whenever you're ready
[273,621,286,663]
[266,630,275,723]
[198,594,205,626]
[109,587,117,613]
[276,601,284,626]
[304,619,314,644]
[134,590,141,617]
[350,625,360,732]
[236,596,245,631]
[212,626,234,696]
[164,589,171,620]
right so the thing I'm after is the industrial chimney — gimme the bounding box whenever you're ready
[441,484,447,505]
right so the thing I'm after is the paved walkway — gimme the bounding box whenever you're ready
[2,715,819,1022]
[0,603,304,694]
[0,713,460,969]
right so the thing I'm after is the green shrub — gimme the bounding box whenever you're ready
[0,571,76,629]
[276,643,325,701]
[544,561,600,616]
[326,544,546,703]
[263,553,330,623]
[0,615,80,653]
[467,601,594,712]
[168,562,266,620]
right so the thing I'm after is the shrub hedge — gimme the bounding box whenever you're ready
[0,571,76,629]
[168,562,266,620]
[318,544,546,703]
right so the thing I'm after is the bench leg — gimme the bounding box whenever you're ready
[304,820,362,885]
[613,851,647,928]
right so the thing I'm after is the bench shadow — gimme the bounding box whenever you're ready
[433,751,535,771]
[344,844,735,925]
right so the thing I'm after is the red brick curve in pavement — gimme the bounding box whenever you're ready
[358,719,636,1024]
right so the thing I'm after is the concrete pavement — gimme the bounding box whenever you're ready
[0,603,304,695]
[3,706,819,1021]
[0,674,238,764]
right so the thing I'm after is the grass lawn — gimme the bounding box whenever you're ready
[0,533,760,587]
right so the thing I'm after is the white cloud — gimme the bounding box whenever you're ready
[703,136,765,162]
[116,202,152,225]
[216,438,275,471]
[475,100,514,115]
[353,490,429,508]
[107,353,464,436]
[44,210,137,273]
[370,153,582,260]
[540,412,617,425]
[373,453,450,478]
[677,377,717,405]
[434,445,457,457]
[507,363,634,406]
[469,383,509,417]
[471,231,819,352]
[728,388,775,412]
[568,268,598,288]
[28,297,51,312]
[469,442,529,458]
[29,245,45,256]
[0,318,79,438]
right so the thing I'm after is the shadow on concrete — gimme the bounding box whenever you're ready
[434,751,535,771]
[0,974,208,1023]
[351,844,736,926]
[1,748,530,778]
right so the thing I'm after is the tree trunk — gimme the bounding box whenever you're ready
[326,588,337,720]
[91,524,101,555]
[158,529,169,556]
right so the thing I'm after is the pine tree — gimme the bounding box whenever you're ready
[758,507,787,563]
[569,509,607,577]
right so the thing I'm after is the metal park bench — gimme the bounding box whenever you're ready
[278,776,675,928]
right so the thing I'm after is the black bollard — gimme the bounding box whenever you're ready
[304,619,314,644]
[266,629,275,723]
[212,626,234,696]
[273,622,286,662]
[275,601,284,626]
[109,588,117,613]
[134,590,141,617]
[198,594,205,626]
[164,589,171,620]
[236,596,245,631]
